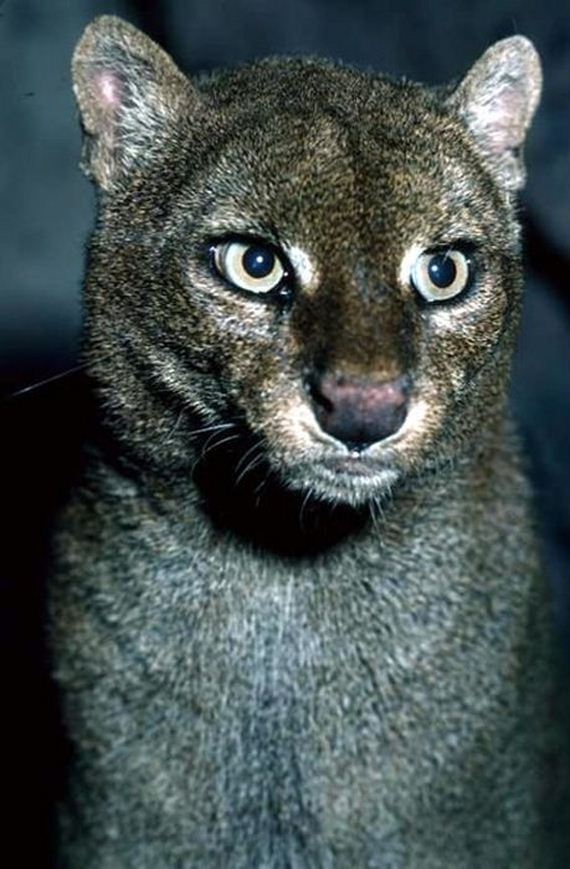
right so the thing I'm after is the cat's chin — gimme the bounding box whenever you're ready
[283,459,401,508]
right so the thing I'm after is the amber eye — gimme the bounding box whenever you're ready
[410,249,472,302]
[213,240,287,294]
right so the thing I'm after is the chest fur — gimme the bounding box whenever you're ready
[50,471,545,865]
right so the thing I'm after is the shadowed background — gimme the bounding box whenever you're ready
[1,0,569,863]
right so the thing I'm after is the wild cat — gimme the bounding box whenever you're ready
[48,16,567,867]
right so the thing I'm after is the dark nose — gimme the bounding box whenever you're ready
[308,372,410,451]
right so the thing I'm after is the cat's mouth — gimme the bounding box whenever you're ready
[327,453,379,475]
[206,395,432,508]
[283,452,401,506]
[262,396,433,505]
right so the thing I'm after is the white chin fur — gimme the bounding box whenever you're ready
[284,464,400,507]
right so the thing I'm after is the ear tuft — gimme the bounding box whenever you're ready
[72,16,196,189]
[446,36,542,191]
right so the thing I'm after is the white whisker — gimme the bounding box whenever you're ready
[187,421,237,439]
[202,432,241,457]
[234,448,265,486]
[234,441,263,475]
[5,362,89,400]
[162,410,184,446]
[299,488,313,531]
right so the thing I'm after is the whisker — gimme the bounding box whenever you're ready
[187,421,237,439]
[191,431,241,477]
[254,472,271,507]
[200,428,240,457]
[254,471,271,498]
[234,441,263,475]
[202,432,241,457]
[162,410,184,446]
[234,448,265,487]
[368,497,381,532]
[3,347,125,401]
[4,362,90,400]
[299,488,313,532]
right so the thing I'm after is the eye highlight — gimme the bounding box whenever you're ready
[410,249,473,302]
[212,240,288,295]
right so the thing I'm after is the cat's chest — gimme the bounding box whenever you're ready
[54,489,486,720]
[51,484,538,865]
[57,507,480,756]
[105,550,415,842]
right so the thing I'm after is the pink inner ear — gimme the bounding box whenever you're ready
[472,83,527,155]
[96,71,121,110]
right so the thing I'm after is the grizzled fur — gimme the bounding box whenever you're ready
[50,16,567,868]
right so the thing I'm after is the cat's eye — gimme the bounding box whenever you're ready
[212,240,288,295]
[410,249,472,302]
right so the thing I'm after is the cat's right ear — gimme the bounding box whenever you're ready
[446,36,542,191]
[72,16,199,190]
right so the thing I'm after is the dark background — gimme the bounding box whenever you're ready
[1,0,569,862]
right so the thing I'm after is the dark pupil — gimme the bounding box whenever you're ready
[428,254,456,288]
[242,246,275,279]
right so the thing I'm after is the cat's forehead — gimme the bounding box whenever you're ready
[189,62,501,250]
[199,59,484,192]
[206,57,419,113]
[204,59,436,143]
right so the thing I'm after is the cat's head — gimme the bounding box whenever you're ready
[73,17,541,507]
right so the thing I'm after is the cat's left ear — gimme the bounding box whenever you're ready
[446,36,542,191]
[72,16,199,190]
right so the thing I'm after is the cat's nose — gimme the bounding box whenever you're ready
[308,372,410,451]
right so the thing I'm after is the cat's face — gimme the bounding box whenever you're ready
[74,18,541,506]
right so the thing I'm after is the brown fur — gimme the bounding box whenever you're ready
[49,16,567,867]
